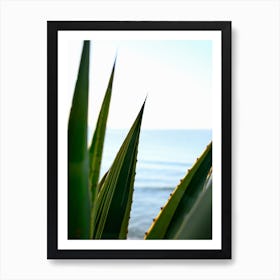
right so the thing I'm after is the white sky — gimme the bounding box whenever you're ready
[66,38,213,130]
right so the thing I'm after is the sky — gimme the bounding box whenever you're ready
[66,39,212,130]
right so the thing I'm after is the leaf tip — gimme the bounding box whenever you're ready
[140,96,147,114]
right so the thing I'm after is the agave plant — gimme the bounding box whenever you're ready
[68,40,212,240]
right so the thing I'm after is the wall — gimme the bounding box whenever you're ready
[0,1,279,279]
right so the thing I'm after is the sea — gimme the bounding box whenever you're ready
[98,129,212,239]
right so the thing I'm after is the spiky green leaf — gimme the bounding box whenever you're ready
[92,101,145,239]
[173,175,212,239]
[68,41,91,239]
[145,142,212,239]
[89,61,116,237]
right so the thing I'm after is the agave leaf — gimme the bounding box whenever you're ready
[68,41,91,239]
[145,142,212,239]
[92,101,145,239]
[173,176,212,239]
[89,61,116,237]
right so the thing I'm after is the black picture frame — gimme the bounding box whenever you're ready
[47,21,231,259]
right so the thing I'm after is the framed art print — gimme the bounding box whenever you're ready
[47,21,231,259]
